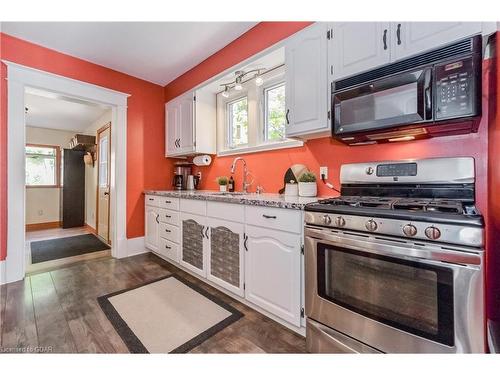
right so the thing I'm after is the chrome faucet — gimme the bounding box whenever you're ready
[230,157,251,193]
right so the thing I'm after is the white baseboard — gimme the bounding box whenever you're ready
[126,236,149,257]
[0,260,5,285]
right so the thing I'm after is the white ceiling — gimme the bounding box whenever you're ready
[2,22,258,86]
[25,88,110,132]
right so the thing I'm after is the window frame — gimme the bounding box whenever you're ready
[262,81,287,143]
[226,94,249,149]
[25,143,61,188]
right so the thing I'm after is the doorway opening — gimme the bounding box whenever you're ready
[24,88,113,273]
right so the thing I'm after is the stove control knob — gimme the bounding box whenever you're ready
[365,219,378,232]
[425,226,441,240]
[322,215,332,225]
[334,216,346,227]
[402,224,417,237]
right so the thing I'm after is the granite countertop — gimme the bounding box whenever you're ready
[144,190,324,210]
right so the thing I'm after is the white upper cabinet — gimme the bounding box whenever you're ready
[165,89,216,157]
[391,22,483,61]
[329,22,485,82]
[285,22,329,139]
[329,22,391,81]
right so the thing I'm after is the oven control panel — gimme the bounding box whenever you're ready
[435,56,479,120]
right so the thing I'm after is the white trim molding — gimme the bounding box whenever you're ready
[0,260,6,285]
[126,236,149,257]
[2,61,130,284]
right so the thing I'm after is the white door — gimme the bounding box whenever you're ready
[180,212,207,277]
[206,217,245,297]
[285,22,329,138]
[97,124,111,243]
[165,100,178,156]
[145,205,159,251]
[177,92,195,154]
[244,225,302,327]
[329,22,391,80]
[391,22,482,61]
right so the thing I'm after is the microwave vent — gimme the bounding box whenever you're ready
[334,35,480,91]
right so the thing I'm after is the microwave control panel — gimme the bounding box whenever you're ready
[435,56,479,120]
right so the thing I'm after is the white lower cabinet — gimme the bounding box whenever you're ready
[244,224,302,327]
[206,217,245,297]
[145,204,159,251]
[145,197,304,329]
[180,212,208,277]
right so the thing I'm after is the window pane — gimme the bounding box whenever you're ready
[265,84,286,141]
[26,146,56,156]
[228,97,248,147]
[99,136,109,187]
[26,155,56,185]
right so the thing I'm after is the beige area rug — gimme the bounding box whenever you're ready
[98,275,243,353]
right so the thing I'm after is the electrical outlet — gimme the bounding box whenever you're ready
[320,166,328,180]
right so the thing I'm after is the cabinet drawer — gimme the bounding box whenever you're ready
[157,196,179,210]
[158,208,179,226]
[207,201,245,223]
[180,198,206,215]
[245,206,302,234]
[159,222,180,243]
[157,237,179,263]
[145,194,159,207]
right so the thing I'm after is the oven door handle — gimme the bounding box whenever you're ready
[305,227,482,266]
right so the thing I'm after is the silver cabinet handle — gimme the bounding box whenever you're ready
[205,227,209,239]
[165,244,171,250]
[200,225,205,239]
[396,23,402,45]
[383,29,388,50]
[165,200,172,204]
[155,214,159,224]
[165,214,171,218]
[165,229,171,233]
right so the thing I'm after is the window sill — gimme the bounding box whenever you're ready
[26,185,61,189]
[217,139,304,157]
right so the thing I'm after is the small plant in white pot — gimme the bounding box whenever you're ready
[216,176,229,192]
[298,172,317,197]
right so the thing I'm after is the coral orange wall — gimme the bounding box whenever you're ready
[0,33,172,260]
[164,23,497,324]
[0,32,6,261]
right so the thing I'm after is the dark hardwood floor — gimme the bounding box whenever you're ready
[0,253,306,353]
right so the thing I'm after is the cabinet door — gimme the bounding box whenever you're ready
[391,22,482,61]
[244,225,302,327]
[145,205,159,251]
[285,22,329,138]
[180,212,207,277]
[329,22,391,80]
[206,218,244,297]
[165,100,178,156]
[177,92,195,154]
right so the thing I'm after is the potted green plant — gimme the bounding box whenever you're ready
[216,176,229,192]
[298,172,317,197]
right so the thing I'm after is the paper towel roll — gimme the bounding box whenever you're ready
[193,155,212,166]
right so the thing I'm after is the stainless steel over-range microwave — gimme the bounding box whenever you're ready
[331,35,482,145]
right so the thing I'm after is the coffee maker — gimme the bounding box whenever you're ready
[173,162,192,190]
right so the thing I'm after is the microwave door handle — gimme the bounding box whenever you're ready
[423,68,433,120]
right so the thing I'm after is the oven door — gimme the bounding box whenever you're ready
[333,67,433,136]
[305,226,484,353]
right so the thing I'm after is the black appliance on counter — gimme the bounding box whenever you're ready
[332,35,482,145]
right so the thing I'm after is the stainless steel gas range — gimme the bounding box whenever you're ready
[304,157,485,353]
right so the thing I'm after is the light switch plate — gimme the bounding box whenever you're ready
[320,166,328,180]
